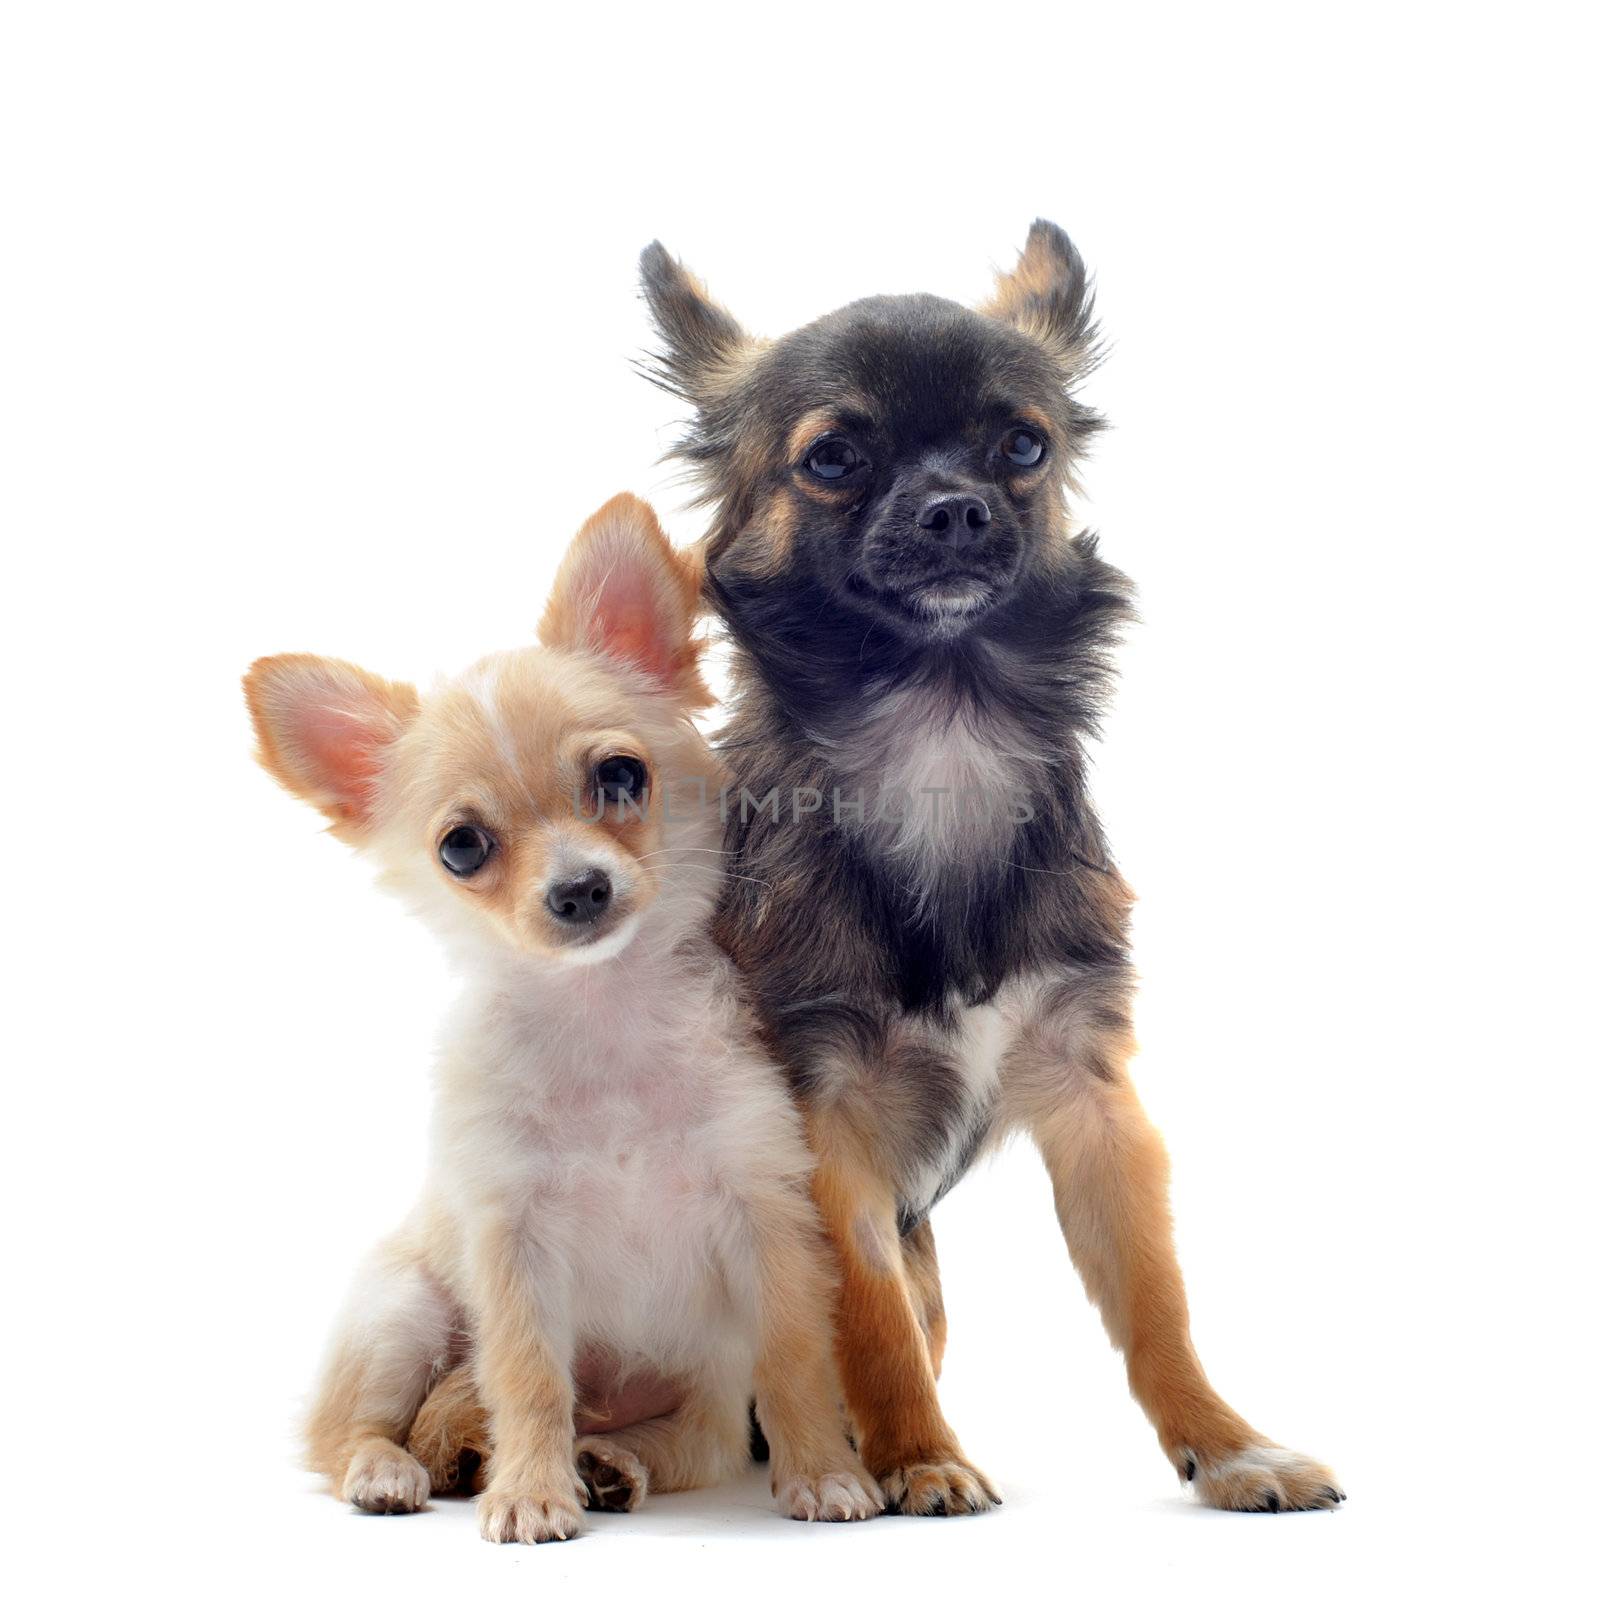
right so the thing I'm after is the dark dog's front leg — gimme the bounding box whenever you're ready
[1020,1018,1344,1512]
[808,1113,999,1515]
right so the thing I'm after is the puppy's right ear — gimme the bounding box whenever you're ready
[539,493,711,710]
[243,654,418,840]
[639,241,753,403]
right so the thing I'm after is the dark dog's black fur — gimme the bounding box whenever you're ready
[636,223,1341,1515]
[641,224,1135,1208]
[711,531,1134,1016]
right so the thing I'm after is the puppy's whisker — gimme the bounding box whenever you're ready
[637,862,770,889]
[632,846,736,862]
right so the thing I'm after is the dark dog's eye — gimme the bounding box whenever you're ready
[1001,428,1046,467]
[595,756,648,806]
[439,824,494,877]
[806,439,864,481]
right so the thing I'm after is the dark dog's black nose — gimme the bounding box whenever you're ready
[545,868,612,925]
[918,494,992,550]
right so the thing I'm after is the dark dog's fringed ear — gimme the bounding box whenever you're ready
[639,241,752,403]
[982,219,1100,370]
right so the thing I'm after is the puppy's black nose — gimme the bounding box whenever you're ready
[545,868,612,925]
[918,494,992,550]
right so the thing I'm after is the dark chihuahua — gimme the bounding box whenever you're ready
[638,221,1342,1515]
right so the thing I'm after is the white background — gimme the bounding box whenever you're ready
[4,4,1595,1596]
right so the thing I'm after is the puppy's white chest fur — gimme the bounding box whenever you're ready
[432,947,796,1365]
[515,1083,743,1357]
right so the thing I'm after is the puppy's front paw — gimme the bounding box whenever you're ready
[775,1463,885,1522]
[1185,1442,1345,1512]
[878,1457,999,1516]
[341,1439,430,1514]
[575,1436,648,1513]
[477,1486,585,1544]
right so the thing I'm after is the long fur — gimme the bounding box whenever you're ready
[245,495,881,1544]
[635,222,1343,1514]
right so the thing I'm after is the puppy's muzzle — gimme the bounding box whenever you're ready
[545,867,613,927]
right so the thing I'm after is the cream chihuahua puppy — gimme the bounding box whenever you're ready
[245,495,882,1543]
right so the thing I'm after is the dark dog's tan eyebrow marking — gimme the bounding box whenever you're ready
[754,490,800,570]
[785,408,848,464]
[717,487,803,577]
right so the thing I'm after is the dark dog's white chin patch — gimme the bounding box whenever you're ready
[848,570,1002,632]
[905,576,997,626]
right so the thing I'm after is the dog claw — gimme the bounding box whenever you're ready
[1188,1442,1343,1512]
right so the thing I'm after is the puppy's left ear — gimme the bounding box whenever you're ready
[639,241,754,404]
[982,219,1100,370]
[539,494,711,709]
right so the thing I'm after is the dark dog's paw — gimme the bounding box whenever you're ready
[575,1437,649,1513]
[1184,1442,1345,1512]
[878,1457,1000,1516]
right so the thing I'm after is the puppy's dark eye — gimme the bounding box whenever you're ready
[439,824,494,877]
[595,756,648,807]
[805,438,865,481]
[1001,428,1046,467]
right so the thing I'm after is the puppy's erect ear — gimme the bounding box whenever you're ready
[639,241,753,403]
[982,219,1100,370]
[243,654,419,839]
[538,494,711,710]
